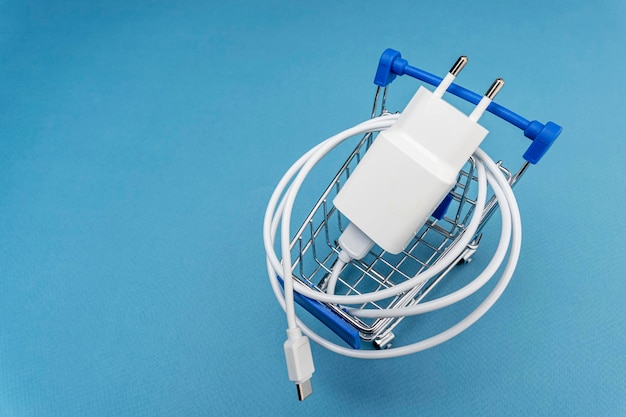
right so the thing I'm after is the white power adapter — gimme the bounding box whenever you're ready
[333,57,503,255]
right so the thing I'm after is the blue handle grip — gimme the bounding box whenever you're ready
[374,48,562,164]
[277,276,361,349]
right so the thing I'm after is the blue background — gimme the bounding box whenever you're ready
[1,1,624,416]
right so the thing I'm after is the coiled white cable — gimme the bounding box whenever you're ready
[263,113,522,359]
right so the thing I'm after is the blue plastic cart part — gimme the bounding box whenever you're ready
[432,193,454,220]
[277,276,361,349]
[374,48,562,164]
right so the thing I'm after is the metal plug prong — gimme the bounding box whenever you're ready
[485,78,505,100]
[469,77,505,122]
[434,55,469,98]
[449,55,468,77]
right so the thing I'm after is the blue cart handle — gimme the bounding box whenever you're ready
[374,48,562,164]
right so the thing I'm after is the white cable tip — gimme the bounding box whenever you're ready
[284,327,315,401]
[338,223,374,261]
[434,55,468,98]
[469,78,504,122]
[326,223,374,294]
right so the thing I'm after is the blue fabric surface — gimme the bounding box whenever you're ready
[1,1,624,416]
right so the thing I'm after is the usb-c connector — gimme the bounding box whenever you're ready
[284,328,315,401]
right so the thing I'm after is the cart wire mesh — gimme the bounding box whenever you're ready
[278,49,561,350]
[287,120,517,348]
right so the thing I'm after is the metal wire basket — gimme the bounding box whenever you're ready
[285,49,560,350]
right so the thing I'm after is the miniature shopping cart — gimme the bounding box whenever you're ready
[286,49,561,350]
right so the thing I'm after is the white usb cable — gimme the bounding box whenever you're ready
[263,58,522,400]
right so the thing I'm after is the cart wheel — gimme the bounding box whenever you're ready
[457,235,482,265]
[373,332,395,350]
